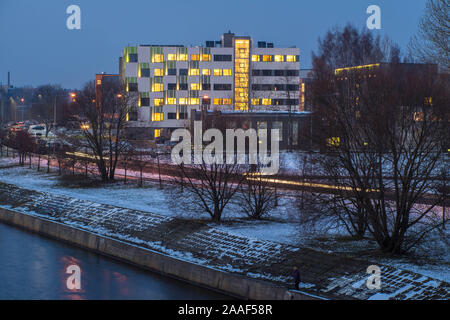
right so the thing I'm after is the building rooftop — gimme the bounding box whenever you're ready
[134,32,295,49]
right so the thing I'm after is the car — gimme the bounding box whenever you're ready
[28,124,47,138]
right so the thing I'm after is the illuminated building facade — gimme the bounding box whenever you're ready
[120,32,300,139]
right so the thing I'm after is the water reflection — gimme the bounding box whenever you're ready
[0,223,230,300]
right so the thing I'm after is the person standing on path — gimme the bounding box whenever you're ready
[292,266,301,290]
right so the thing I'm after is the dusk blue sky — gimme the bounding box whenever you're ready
[0,0,427,89]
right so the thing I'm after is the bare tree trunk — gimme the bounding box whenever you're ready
[180,162,184,192]
[157,152,162,188]
[124,159,127,184]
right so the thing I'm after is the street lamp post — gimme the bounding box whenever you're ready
[52,92,76,155]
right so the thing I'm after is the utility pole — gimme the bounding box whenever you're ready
[53,96,57,155]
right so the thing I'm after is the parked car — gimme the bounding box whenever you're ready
[28,124,47,138]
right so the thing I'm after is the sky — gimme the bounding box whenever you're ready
[0,0,428,89]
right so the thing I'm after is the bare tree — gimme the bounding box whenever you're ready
[32,85,67,138]
[131,148,149,187]
[240,166,276,219]
[75,79,136,181]
[176,159,245,222]
[7,130,35,166]
[312,58,449,253]
[435,167,449,229]
[409,0,449,71]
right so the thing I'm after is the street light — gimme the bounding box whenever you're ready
[52,92,77,155]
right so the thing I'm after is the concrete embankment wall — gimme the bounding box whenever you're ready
[0,207,322,300]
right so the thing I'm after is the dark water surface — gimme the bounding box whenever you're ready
[0,222,230,300]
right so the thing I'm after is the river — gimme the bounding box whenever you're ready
[0,222,230,300]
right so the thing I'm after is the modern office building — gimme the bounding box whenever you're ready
[120,32,300,139]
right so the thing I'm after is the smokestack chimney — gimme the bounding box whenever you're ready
[7,71,10,88]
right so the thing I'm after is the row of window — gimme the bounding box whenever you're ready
[142,97,202,106]
[129,53,298,64]
[251,98,299,106]
[131,82,299,93]
[251,55,298,62]
[129,82,233,92]
[167,112,188,120]
[140,68,232,77]
[251,84,299,91]
[140,97,298,107]
[252,69,299,76]
[165,83,232,92]
[153,112,190,121]
[128,53,233,63]
[141,68,300,78]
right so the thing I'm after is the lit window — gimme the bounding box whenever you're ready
[223,69,232,76]
[179,97,188,105]
[262,55,272,62]
[152,54,164,63]
[213,98,231,105]
[190,98,199,105]
[189,69,199,76]
[424,97,432,106]
[201,54,211,61]
[191,54,200,61]
[326,137,340,147]
[168,54,177,61]
[153,113,163,121]
[178,53,188,61]
[202,69,211,76]
[190,83,200,90]
[252,55,260,62]
[262,98,272,105]
[166,98,176,105]
[152,83,163,92]
[252,98,259,105]
[96,79,101,85]
[414,112,424,121]
[154,98,163,106]
[213,69,223,76]
[286,55,296,62]
[154,129,162,137]
[274,55,284,62]
[154,69,163,76]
